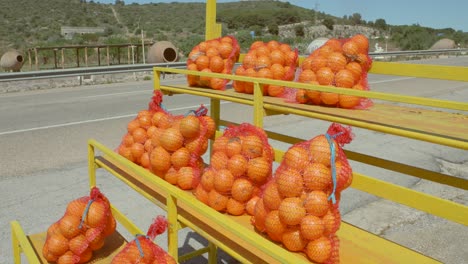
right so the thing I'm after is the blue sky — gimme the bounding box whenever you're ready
[95,0,468,32]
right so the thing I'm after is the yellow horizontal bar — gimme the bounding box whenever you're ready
[369,61,468,82]
[178,247,210,262]
[297,55,466,82]
[263,103,468,150]
[159,85,254,106]
[352,172,468,226]
[344,150,468,190]
[110,204,144,236]
[153,67,468,111]
[88,139,307,264]
[10,221,39,262]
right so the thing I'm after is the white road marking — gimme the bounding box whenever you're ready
[0,102,231,136]
[369,77,414,84]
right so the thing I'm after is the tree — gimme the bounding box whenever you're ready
[350,13,362,25]
[268,23,279,35]
[295,24,305,37]
[375,18,387,31]
[322,17,334,30]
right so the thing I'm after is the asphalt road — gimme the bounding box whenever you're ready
[0,57,467,263]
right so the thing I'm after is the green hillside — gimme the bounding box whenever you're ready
[1,0,466,57]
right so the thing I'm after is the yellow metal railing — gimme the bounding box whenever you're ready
[88,139,311,264]
[152,65,468,226]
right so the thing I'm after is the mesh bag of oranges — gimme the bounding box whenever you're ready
[42,187,117,263]
[233,40,299,97]
[294,34,373,109]
[117,90,216,190]
[193,123,274,216]
[111,215,176,264]
[251,123,353,263]
[186,35,241,90]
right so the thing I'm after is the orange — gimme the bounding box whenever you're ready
[213,169,234,194]
[231,178,254,203]
[159,127,184,152]
[278,197,306,226]
[226,198,245,216]
[177,167,195,190]
[262,182,282,210]
[303,162,332,191]
[241,135,264,158]
[282,227,308,252]
[194,184,209,204]
[305,236,332,263]
[309,135,338,166]
[327,52,347,73]
[245,196,260,216]
[227,154,248,177]
[150,146,171,173]
[303,191,330,217]
[265,210,287,242]
[200,168,215,191]
[179,115,201,139]
[252,198,268,232]
[170,147,190,170]
[225,137,242,157]
[208,189,229,212]
[323,209,341,235]
[246,157,271,185]
[282,145,309,172]
[300,215,325,240]
[275,168,303,198]
[211,151,229,170]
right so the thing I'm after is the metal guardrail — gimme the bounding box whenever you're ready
[1,49,466,82]
[369,48,467,57]
[0,62,186,82]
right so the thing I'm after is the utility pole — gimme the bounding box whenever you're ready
[141,30,145,64]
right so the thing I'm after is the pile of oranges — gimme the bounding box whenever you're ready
[252,123,353,263]
[111,216,176,264]
[295,34,372,109]
[186,35,240,90]
[194,123,274,216]
[117,92,216,190]
[233,40,299,97]
[42,187,116,263]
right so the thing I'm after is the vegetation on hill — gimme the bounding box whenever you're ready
[1,0,466,62]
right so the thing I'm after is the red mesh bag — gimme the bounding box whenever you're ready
[116,90,216,190]
[111,216,176,264]
[42,187,117,263]
[291,34,373,109]
[186,35,241,90]
[233,40,299,97]
[251,123,353,263]
[194,123,274,216]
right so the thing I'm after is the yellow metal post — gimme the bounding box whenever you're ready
[153,68,161,90]
[253,82,264,127]
[11,222,21,264]
[167,195,179,262]
[88,141,96,188]
[205,0,220,40]
[208,242,218,264]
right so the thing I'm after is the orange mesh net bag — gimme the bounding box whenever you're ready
[194,123,274,216]
[251,123,353,263]
[186,35,241,90]
[111,216,176,264]
[292,34,373,109]
[116,90,216,190]
[42,187,117,263]
[233,40,299,97]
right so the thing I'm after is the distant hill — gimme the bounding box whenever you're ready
[1,0,466,57]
